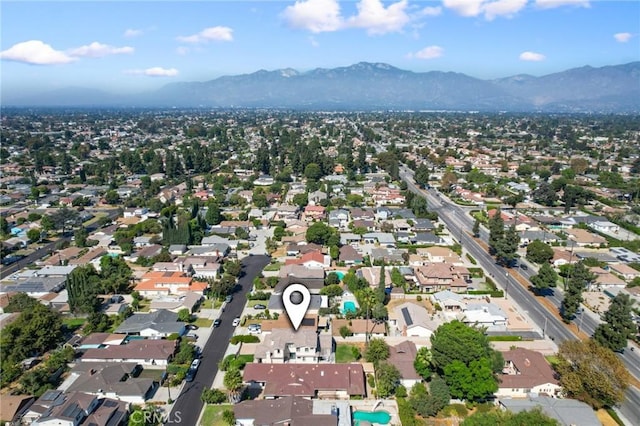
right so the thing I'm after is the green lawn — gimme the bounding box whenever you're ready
[336,343,359,363]
[200,404,232,426]
[545,355,560,367]
[194,318,213,328]
[263,262,283,271]
[62,317,86,332]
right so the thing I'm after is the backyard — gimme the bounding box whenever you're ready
[199,404,233,426]
[335,343,361,363]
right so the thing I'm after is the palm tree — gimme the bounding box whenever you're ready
[224,367,243,403]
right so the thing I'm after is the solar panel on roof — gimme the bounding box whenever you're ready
[401,307,413,326]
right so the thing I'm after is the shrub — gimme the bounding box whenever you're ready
[246,291,270,300]
[396,385,408,398]
[367,373,376,388]
[230,335,260,344]
[218,355,235,371]
[201,388,227,404]
[443,403,468,418]
[351,346,361,360]
[416,295,423,302]
[222,409,236,425]
[339,325,353,338]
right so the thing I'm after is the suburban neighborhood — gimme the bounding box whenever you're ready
[1,110,639,426]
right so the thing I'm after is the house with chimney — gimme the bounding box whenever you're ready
[497,348,561,398]
[80,339,177,368]
[133,270,208,298]
[253,328,334,364]
[388,341,422,388]
[414,263,470,292]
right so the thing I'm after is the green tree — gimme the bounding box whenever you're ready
[443,358,498,401]
[223,367,243,402]
[365,338,390,363]
[430,320,501,372]
[530,263,559,294]
[472,219,480,238]
[205,203,222,225]
[104,190,121,205]
[320,284,343,298]
[177,308,192,322]
[555,339,630,409]
[339,325,353,338]
[4,293,40,313]
[325,272,340,286]
[292,192,308,208]
[560,261,594,322]
[222,409,235,425]
[201,388,227,404]
[413,346,433,380]
[27,228,41,242]
[428,375,451,416]
[532,182,558,206]
[223,260,242,277]
[414,164,430,187]
[74,227,89,248]
[49,207,81,233]
[305,221,337,245]
[0,217,10,235]
[494,225,520,266]
[488,208,504,256]
[67,265,100,314]
[526,240,554,264]
[304,163,323,181]
[593,294,638,352]
[376,362,401,398]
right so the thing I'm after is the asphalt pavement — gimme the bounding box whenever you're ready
[168,254,270,426]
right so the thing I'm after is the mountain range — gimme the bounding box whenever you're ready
[5,61,640,112]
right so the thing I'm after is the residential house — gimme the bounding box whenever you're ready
[23,391,127,426]
[370,248,406,264]
[276,266,326,293]
[339,233,361,247]
[303,206,326,222]
[328,209,349,229]
[388,341,422,388]
[463,303,507,330]
[331,319,386,338]
[243,363,366,399]
[349,207,375,221]
[80,339,177,368]
[234,396,337,426]
[588,267,626,290]
[65,362,156,404]
[416,247,464,265]
[133,271,208,297]
[431,290,466,312]
[285,243,323,257]
[414,263,470,293]
[413,219,436,232]
[357,267,392,289]
[254,328,333,364]
[267,294,326,315]
[149,292,202,313]
[0,395,34,425]
[362,232,395,247]
[497,348,561,398]
[284,251,331,269]
[565,228,607,247]
[609,263,640,282]
[339,245,363,265]
[275,204,299,221]
[308,190,327,206]
[389,302,438,338]
[114,309,185,338]
[499,396,599,426]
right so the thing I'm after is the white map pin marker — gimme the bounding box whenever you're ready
[282,283,311,331]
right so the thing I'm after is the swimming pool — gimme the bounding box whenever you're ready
[353,410,391,425]
[342,301,357,314]
[334,271,346,280]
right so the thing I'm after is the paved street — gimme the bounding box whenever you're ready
[168,254,270,426]
[399,166,640,425]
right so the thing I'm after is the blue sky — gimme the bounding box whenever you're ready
[1,0,639,96]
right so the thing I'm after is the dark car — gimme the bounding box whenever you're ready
[213,318,221,327]
[186,324,199,330]
[253,304,266,310]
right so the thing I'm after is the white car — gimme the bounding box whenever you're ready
[247,324,261,334]
[232,317,241,327]
[190,359,201,370]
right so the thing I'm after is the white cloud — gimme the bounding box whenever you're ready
[176,46,190,55]
[125,67,179,77]
[442,0,485,17]
[614,32,632,43]
[535,0,590,9]
[282,0,343,33]
[68,42,134,58]
[123,28,143,38]
[177,26,234,43]
[443,0,527,20]
[0,40,75,65]
[420,6,443,17]
[483,0,527,20]
[348,0,410,35]
[409,45,444,59]
[519,51,546,61]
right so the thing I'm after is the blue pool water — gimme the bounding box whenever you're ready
[342,301,357,314]
[353,410,391,425]
[335,271,346,280]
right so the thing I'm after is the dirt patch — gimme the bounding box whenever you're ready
[596,409,621,426]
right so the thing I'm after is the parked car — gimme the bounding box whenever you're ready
[185,370,196,382]
[253,304,266,310]
[185,333,198,341]
[232,317,241,327]
[213,318,221,327]
[190,359,201,370]
[248,324,261,334]
[186,324,199,330]
[225,295,233,303]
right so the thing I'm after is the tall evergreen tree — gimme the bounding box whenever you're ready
[488,208,504,255]
[560,261,594,322]
[530,263,559,294]
[593,294,638,352]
